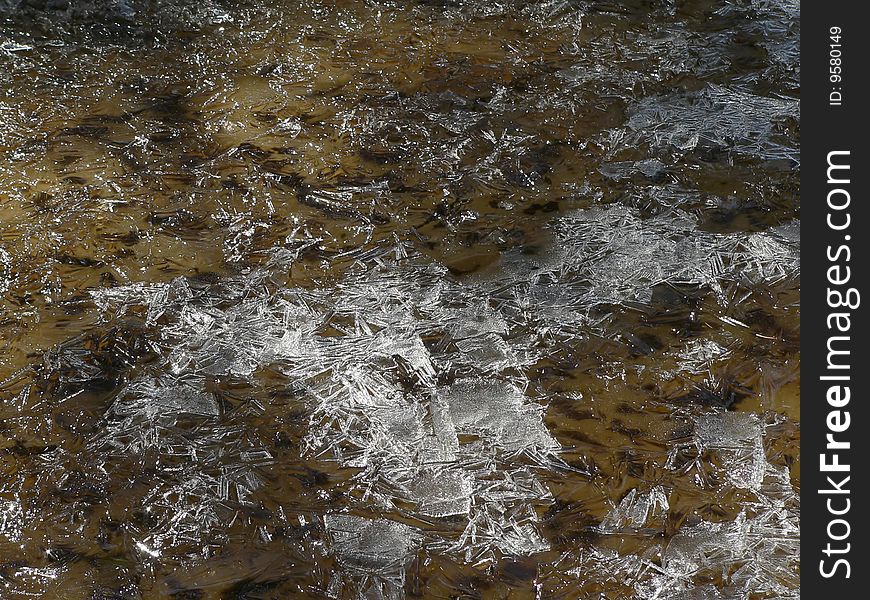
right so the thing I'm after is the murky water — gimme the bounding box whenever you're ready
[1,1,799,598]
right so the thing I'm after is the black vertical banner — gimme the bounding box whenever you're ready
[802,4,868,597]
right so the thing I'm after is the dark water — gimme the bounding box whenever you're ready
[1,1,799,598]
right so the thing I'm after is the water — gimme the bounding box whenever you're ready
[1,1,799,598]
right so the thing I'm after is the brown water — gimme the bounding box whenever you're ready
[1,1,799,599]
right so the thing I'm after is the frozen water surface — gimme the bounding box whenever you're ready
[1,1,798,598]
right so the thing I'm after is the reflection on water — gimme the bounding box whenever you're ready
[1,1,798,598]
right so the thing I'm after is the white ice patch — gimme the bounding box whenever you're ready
[543,205,799,307]
[626,84,799,163]
[671,338,732,376]
[440,380,559,455]
[91,259,559,568]
[113,377,220,418]
[325,514,421,575]
[324,514,422,600]
[407,467,474,518]
[0,498,23,542]
[85,230,796,596]
[695,412,766,491]
[599,487,669,532]
[565,411,798,600]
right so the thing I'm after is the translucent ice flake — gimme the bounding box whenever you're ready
[694,411,762,449]
[449,302,509,338]
[718,0,800,90]
[626,84,799,164]
[671,339,731,376]
[599,487,669,533]
[459,503,550,562]
[87,252,560,568]
[558,412,798,600]
[694,412,767,491]
[0,565,65,599]
[324,514,421,599]
[303,360,556,549]
[658,507,799,600]
[407,467,474,518]
[0,497,23,542]
[544,205,799,307]
[440,379,559,455]
[325,515,421,575]
[453,332,515,372]
[0,244,11,295]
[114,377,220,418]
[599,159,667,182]
[646,412,799,597]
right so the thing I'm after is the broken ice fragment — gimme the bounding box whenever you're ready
[440,379,558,454]
[407,467,473,518]
[599,487,669,532]
[324,515,421,576]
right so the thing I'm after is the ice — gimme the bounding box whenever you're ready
[657,506,799,600]
[599,487,669,532]
[70,207,799,589]
[694,412,767,491]
[672,339,732,376]
[0,497,23,542]
[1,0,799,597]
[453,332,515,371]
[6,226,800,597]
[407,467,473,518]
[695,412,762,448]
[113,377,220,418]
[626,84,799,164]
[551,412,798,600]
[0,245,11,295]
[324,514,421,600]
[544,205,799,308]
[325,515,421,575]
[0,566,65,599]
[654,413,798,597]
[459,503,550,561]
[599,159,668,182]
[441,379,558,454]
[87,253,563,565]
